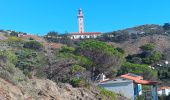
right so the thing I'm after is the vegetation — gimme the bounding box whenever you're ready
[97,87,117,100]
[159,94,170,100]
[45,31,74,46]
[16,49,47,77]
[23,41,43,50]
[163,23,170,30]
[1,24,170,99]
[127,43,162,65]
[70,65,85,74]
[0,50,26,84]
[70,77,89,87]
[98,24,166,43]
[140,43,155,51]
[76,40,124,78]
[118,62,157,79]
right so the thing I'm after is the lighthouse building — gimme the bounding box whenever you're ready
[70,9,101,39]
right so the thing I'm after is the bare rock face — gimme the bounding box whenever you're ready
[0,78,102,100]
[0,78,24,100]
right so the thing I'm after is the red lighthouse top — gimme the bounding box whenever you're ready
[78,8,83,17]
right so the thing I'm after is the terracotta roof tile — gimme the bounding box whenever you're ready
[158,86,170,91]
[120,73,157,85]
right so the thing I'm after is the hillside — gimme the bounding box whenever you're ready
[0,23,170,99]
[0,77,113,100]
[0,31,127,100]
[110,34,170,56]
[101,24,170,55]
[101,24,170,86]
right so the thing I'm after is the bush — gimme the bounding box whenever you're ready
[0,51,18,65]
[159,94,170,100]
[142,51,162,64]
[116,47,125,54]
[140,43,155,51]
[97,87,117,100]
[70,77,89,87]
[59,46,75,53]
[24,41,43,50]
[16,49,47,77]
[57,46,92,68]
[118,62,157,79]
[163,23,170,30]
[76,40,124,78]
[10,31,19,37]
[70,65,85,74]
[0,60,26,85]
[6,36,24,47]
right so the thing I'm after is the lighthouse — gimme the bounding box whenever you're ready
[69,8,101,39]
[77,8,84,33]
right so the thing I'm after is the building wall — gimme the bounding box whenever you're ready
[70,34,100,39]
[78,17,84,33]
[99,82,134,100]
[158,89,170,96]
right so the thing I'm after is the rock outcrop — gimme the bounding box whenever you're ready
[0,78,122,100]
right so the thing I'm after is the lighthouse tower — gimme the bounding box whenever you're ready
[77,8,84,33]
[69,8,101,39]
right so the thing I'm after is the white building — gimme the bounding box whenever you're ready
[98,73,158,100]
[69,8,101,39]
[158,86,170,96]
[69,32,101,39]
[98,78,135,100]
[77,8,84,33]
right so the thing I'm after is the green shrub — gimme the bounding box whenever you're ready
[7,36,23,42]
[142,51,162,64]
[159,94,170,100]
[70,65,85,74]
[6,36,24,47]
[116,47,125,54]
[23,69,32,79]
[60,46,75,53]
[0,50,18,65]
[16,49,47,77]
[97,87,117,100]
[140,43,155,51]
[23,41,43,50]
[118,62,157,79]
[10,31,19,37]
[0,60,26,85]
[57,46,92,68]
[70,77,89,87]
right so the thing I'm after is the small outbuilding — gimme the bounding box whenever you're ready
[158,86,170,96]
[98,73,158,100]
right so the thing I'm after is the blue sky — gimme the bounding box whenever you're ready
[0,0,170,35]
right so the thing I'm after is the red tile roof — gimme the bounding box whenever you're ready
[158,86,170,91]
[120,73,157,85]
[70,32,101,35]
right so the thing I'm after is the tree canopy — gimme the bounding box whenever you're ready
[76,40,124,78]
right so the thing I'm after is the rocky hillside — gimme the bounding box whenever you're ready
[0,77,127,100]
[0,23,170,100]
[111,34,170,55]
[0,78,97,100]
[102,24,170,56]
[0,32,128,100]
